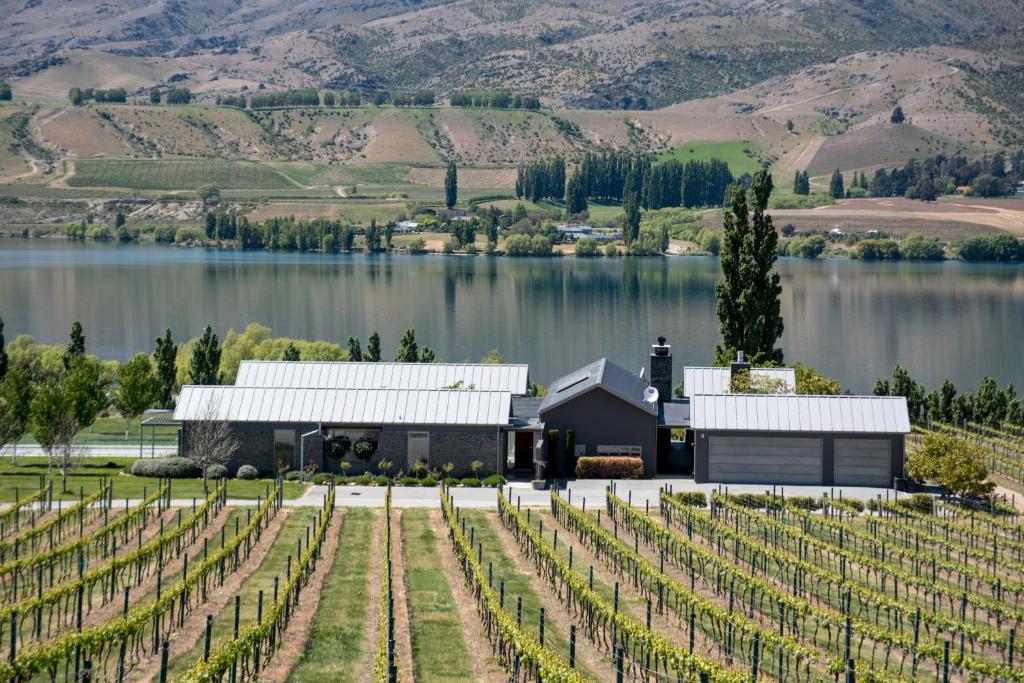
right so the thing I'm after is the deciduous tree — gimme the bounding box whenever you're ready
[445,160,458,209]
[0,367,32,463]
[112,353,161,440]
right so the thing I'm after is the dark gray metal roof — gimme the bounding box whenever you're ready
[540,358,657,415]
[658,400,690,427]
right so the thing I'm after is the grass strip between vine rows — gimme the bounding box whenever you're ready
[179,484,336,682]
[0,480,112,556]
[0,487,49,529]
[374,487,398,682]
[501,490,743,683]
[441,487,585,682]
[0,480,280,681]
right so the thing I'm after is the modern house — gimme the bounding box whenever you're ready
[173,340,910,486]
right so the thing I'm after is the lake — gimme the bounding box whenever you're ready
[0,239,1021,394]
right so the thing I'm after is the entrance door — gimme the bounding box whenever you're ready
[407,432,429,469]
[514,432,534,471]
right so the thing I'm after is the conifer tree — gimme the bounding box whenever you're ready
[153,329,177,409]
[829,169,845,199]
[366,332,381,362]
[282,343,300,361]
[445,160,458,209]
[347,337,362,361]
[62,321,86,370]
[714,170,784,366]
[395,329,419,363]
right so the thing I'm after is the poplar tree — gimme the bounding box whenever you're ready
[622,192,641,244]
[829,169,845,199]
[188,325,222,385]
[62,321,86,370]
[153,329,178,409]
[445,160,458,209]
[346,337,362,361]
[565,170,587,215]
[395,329,419,363]
[714,170,784,366]
[366,332,381,362]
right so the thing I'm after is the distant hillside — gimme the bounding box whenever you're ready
[3,0,1023,112]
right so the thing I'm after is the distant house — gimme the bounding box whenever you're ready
[555,225,622,242]
[394,220,420,232]
[173,338,909,487]
[436,208,472,221]
[828,228,845,238]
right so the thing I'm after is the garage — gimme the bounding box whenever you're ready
[834,439,892,486]
[708,436,823,484]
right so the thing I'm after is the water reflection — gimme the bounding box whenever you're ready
[0,240,1021,393]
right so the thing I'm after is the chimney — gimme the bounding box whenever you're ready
[649,336,672,403]
[729,350,751,381]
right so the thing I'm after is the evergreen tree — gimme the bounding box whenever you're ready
[153,329,177,410]
[622,192,641,244]
[420,347,437,363]
[890,106,905,124]
[115,212,126,229]
[792,171,810,195]
[395,329,419,363]
[347,337,362,361]
[829,169,845,199]
[0,314,6,380]
[714,171,784,366]
[365,219,381,251]
[445,160,458,209]
[149,87,161,104]
[366,332,381,362]
[282,343,300,361]
[565,170,587,215]
[188,325,222,385]
[62,321,86,370]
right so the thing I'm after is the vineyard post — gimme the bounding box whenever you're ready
[589,565,593,590]
[8,609,14,663]
[689,608,695,653]
[488,561,493,587]
[646,598,651,628]
[500,581,505,609]
[539,608,545,646]
[751,634,760,681]
[159,641,169,683]
[942,641,950,683]
[203,614,213,661]
[1008,628,1015,666]
[517,596,522,626]
[569,625,576,668]
[615,647,623,683]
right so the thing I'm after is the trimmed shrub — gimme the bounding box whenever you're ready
[419,476,438,487]
[482,474,507,488]
[312,473,336,485]
[374,476,391,486]
[284,471,304,482]
[400,476,420,487]
[443,477,460,487]
[354,474,373,485]
[460,477,482,487]
[786,496,822,511]
[236,464,259,480]
[575,457,643,479]
[131,457,200,479]
[674,492,707,507]
[205,464,228,480]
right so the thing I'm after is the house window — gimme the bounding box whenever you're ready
[407,432,429,468]
[274,430,295,471]
[597,445,642,458]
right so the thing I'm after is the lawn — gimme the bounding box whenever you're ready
[13,415,180,446]
[0,457,306,502]
[658,139,765,175]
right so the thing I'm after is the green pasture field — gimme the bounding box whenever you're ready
[658,139,765,175]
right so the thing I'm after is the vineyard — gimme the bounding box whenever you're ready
[0,469,1019,682]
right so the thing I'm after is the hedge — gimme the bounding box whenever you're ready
[575,457,643,479]
[130,457,200,479]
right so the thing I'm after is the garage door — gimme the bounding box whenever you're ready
[834,439,891,486]
[708,436,822,484]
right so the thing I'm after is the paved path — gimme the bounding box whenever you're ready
[3,445,178,457]
[0,478,900,511]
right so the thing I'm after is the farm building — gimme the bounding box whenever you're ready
[173,340,909,486]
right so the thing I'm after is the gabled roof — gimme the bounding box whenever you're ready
[682,367,796,397]
[690,394,910,433]
[540,358,657,415]
[174,386,512,426]
[235,361,529,394]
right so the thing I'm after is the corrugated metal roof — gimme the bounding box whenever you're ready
[234,361,529,394]
[173,386,511,426]
[540,358,657,415]
[682,367,796,397]
[690,394,910,433]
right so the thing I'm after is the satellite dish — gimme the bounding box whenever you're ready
[643,386,659,403]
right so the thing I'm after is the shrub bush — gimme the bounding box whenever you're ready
[482,474,507,488]
[460,477,482,487]
[901,493,935,514]
[575,457,644,479]
[284,471,304,481]
[354,474,373,485]
[205,464,228,480]
[130,457,200,479]
[786,496,822,511]
[674,492,707,507]
[174,226,205,244]
[419,476,438,487]
[311,473,336,485]
[399,476,420,487]
[443,477,460,487]
[374,475,391,486]
[839,498,865,512]
[236,464,259,480]
[153,226,177,243]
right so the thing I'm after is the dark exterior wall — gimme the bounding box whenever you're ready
[181,423,277,476]
[693,430,905,486]
[540,388,658,476]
